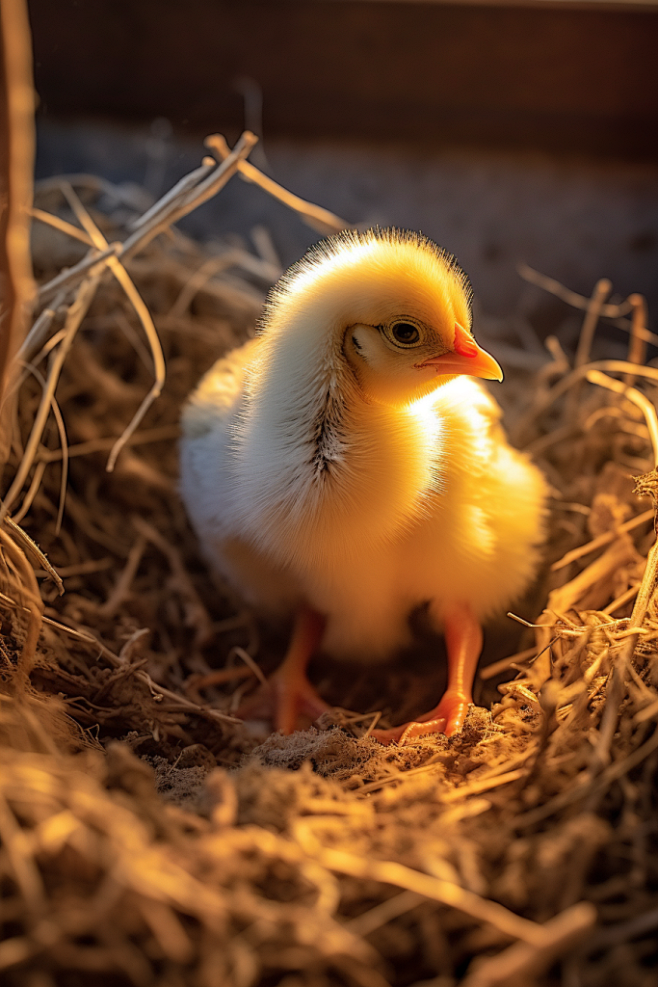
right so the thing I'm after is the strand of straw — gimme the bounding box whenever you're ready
[58,182,167,473]
[0,276,100,524]
[205,133,348,236]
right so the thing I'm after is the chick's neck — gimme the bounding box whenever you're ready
[240,320,443,564]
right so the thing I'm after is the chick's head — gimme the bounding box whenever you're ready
[264,228,502,408]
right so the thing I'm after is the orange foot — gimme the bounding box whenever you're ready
[236,607,328,734]
[236,670,330,734]
[372,600,482,746]
[371,689,472,745]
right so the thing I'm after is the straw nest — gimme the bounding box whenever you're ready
[1,131,657,987]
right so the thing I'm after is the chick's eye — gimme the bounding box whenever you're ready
[391,322,420,345]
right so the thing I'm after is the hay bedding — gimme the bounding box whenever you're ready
[1,130,658,987]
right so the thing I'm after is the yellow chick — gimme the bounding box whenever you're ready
[180,229,547,743]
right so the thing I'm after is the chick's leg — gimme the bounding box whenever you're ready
[372,602,482,745]
[236,607,329,734]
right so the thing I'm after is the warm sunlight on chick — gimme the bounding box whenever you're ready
[180,228,547,743]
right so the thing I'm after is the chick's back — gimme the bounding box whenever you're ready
[181,339,306,615]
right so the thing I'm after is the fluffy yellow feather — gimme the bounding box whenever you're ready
[180,228,547,742]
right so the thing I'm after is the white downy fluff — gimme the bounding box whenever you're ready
[180,228,547,662]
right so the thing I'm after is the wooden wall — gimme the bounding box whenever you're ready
[29,1,658,157]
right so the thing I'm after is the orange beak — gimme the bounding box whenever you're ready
[417,323,503,382]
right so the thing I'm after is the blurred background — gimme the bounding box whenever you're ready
[28,0,658,332]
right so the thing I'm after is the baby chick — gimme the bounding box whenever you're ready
[180,228,547,743]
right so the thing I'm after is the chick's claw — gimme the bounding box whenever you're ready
[371,719,446,746]
[236,671,330,735]
[371,690,472,746]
